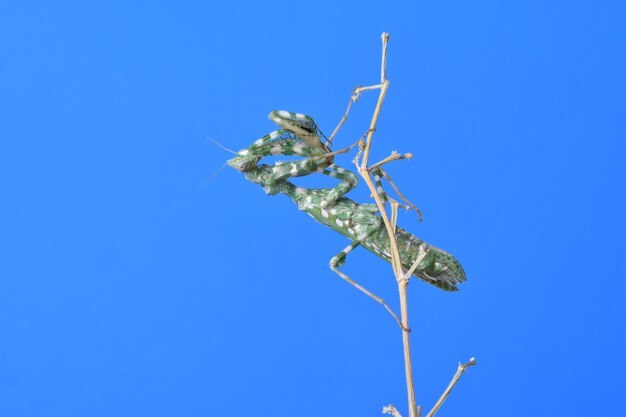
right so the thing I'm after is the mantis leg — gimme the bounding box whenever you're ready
[329,230,407,331]
[327,86,360,145]
[316,164,359,208]
[371,167,392,205]
[372,167,422,222]
[327,83,386,145]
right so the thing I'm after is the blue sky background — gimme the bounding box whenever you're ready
[1,1,625,416]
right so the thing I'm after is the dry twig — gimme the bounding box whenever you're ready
[351,33,475,417]
[325,32,475,417]
[425,358,477,417]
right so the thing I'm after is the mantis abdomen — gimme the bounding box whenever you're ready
[287,186,466,292]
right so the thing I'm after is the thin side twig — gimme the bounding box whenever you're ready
[424,358,477,417]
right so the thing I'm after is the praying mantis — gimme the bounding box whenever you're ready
[227,110,466,327]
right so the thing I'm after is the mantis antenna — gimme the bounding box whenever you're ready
[206,135,236,154]
[202,135,236,187]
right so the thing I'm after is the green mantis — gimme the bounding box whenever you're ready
[227,110,466,324]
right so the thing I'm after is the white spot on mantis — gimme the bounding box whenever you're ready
[335,219,343,227]
[321,209,329,218]
[342,247,351,254]
[348,228,355,235]
[269,131,281,138]
[336,166,345,173]
[357,234,368,241]
[290,165,298,174]
[295,113,306,118]
[279,110,290,118]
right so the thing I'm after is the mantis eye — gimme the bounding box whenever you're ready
[431,261,448,274]
[226,156,250,172]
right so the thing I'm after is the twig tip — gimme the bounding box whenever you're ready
[382,404,402,417]
[461,357,477,369]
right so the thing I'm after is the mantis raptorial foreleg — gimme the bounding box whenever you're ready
[243,138,358,201]
[243,134,331,182]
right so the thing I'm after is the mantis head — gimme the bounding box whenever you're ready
[227,150,284,195]
[227,149,262,173]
